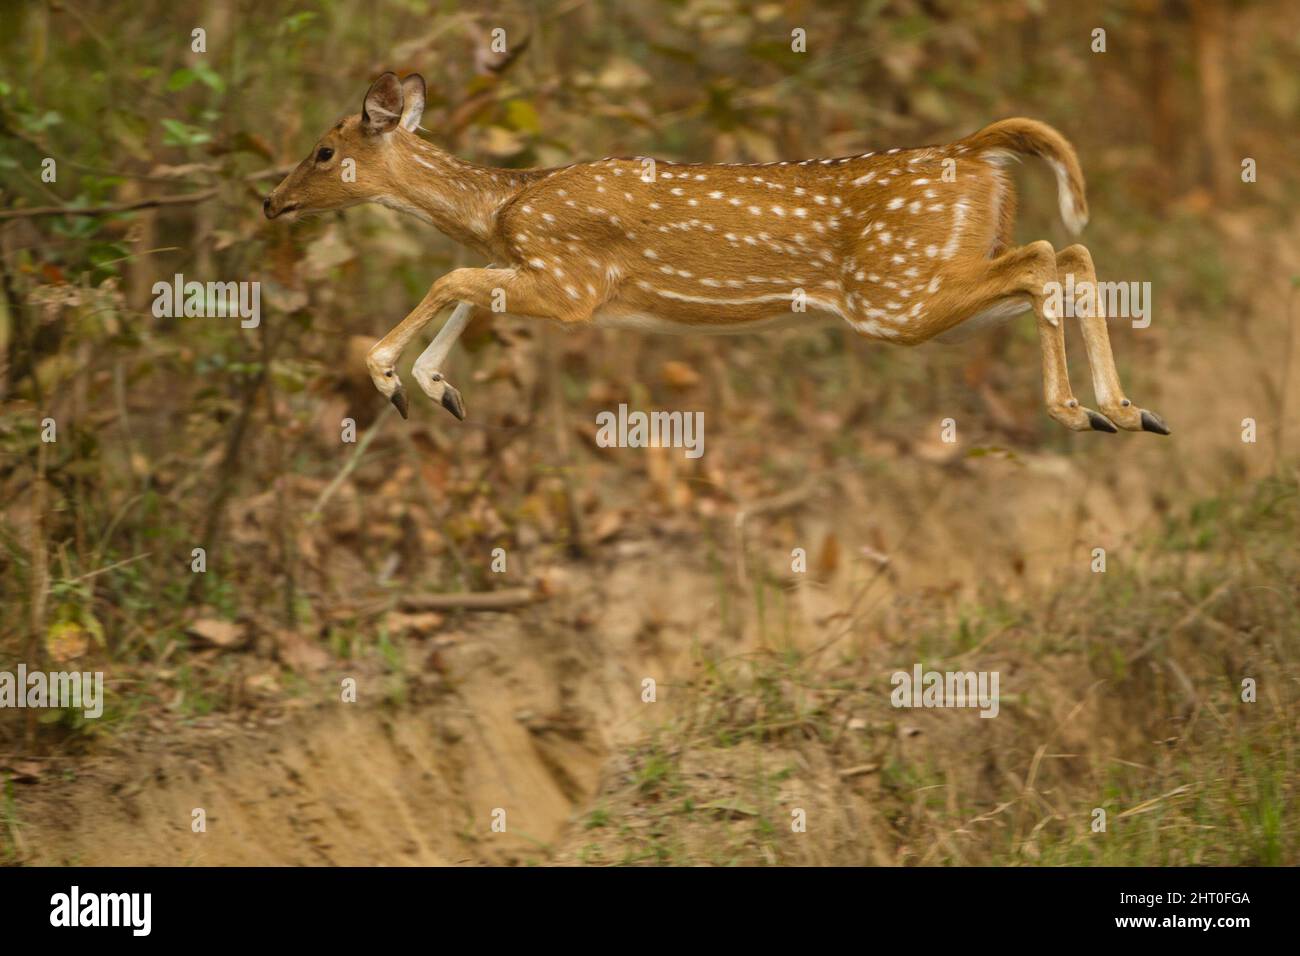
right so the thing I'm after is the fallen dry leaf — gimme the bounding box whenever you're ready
[817,531,840,576]
[274,630,332,674]
[45,620,90,663]
[1,760,44,783]
[186,617,247,650]
[661,360,701,388]
[383,611,446,638]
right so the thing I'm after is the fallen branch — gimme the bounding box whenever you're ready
[398,588,540,612]
[836,763,881,779]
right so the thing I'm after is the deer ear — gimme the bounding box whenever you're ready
[399,74,426,132]
[361,72,403,134]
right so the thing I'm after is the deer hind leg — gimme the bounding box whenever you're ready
[908,240,1116,433]
[1033,287,1118,433]
[1056,244,1170,435]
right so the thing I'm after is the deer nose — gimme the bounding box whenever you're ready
[262,196,274,218]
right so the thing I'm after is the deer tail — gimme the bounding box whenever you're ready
[962,118,1088,235]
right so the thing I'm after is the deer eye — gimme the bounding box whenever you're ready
[316,146,334,162]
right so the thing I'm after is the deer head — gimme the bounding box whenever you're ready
[263,72,426,220]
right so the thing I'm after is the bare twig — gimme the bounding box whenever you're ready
[1116,785,1192,819]
[1131,582,1232,662]
[0,189,217,221]
[183,347,273,606]
[306,410,392,524]
[732,476,817,591]
[1272,284,1297,472]
[0,238,40,401]
[69,551,153,584]
[542,328,586,558]
[27,436,49,748]
[244,165,295,183]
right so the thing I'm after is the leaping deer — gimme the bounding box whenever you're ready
[264,72,1168,436]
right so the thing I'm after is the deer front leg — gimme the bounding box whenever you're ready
[367,265,588,418]
[411,261,500,420]
[410,301,475,420]
[366,267,503,418]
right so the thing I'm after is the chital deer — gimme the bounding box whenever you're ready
[265,72,1168,435]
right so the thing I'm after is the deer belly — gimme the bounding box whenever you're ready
[590,302,839,336]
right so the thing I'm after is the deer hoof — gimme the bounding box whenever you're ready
[1140,409,1170,435]
[1086,410,1118,433]
[440,383,466,421]
[390,387,409,420]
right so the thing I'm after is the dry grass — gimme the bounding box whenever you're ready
[557,473,1299,866]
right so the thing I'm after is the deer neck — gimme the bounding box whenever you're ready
[382,137,530,256]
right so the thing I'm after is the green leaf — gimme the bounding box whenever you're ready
[160,118,212,147]
[107,112,152,162]
[192,62,226,93]
[504,99,541,134]
[277,11,318,35]
[19,109,62,134]
[166,68,197,91]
